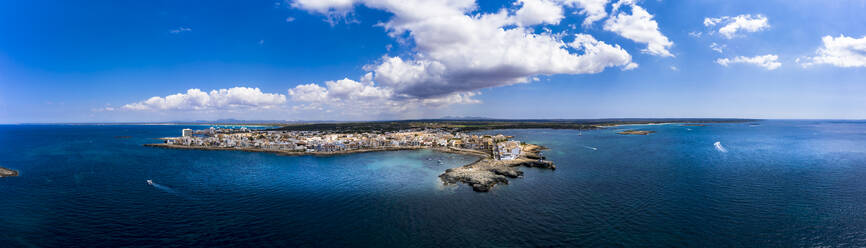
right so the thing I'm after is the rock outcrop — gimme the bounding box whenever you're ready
[0,167,19,177]
[439,144,555,192]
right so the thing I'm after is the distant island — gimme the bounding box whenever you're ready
[0,167,18,177]
[145,119,750,192]
[617,130,656,135]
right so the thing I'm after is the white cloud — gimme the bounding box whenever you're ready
[709,42,725,53]
[688,31,702,38]
[288,84,329,103]
[603,1,674,57]
[622,62,638,71]
[799,35,866,68]
[291,0,356,15]
[513,0,564,26]
[169,27,191,34]
[288,74,480,117]
[560,0,610,27]
[290,0,637,108]
[715,54,781,70]
[121,87,287,111]
[291,0,358,25]
[285,17,296,22]
[704,14,769,39]
[669,65,678,71]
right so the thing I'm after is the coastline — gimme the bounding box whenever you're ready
[439,144,555,192]
[144,143,489,157]
[144,143,554,192]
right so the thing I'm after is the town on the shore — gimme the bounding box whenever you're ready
[163,127,525,160]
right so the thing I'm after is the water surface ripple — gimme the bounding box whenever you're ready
[2,121,866,247]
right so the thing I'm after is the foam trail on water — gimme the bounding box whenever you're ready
[149,181,177,194]
[714,141,728,153]
[147,180,193,200]
[583,145,598,151]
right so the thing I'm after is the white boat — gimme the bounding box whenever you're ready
[146,179,154,185]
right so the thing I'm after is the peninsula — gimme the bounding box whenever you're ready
[144,119,751,191]
[0,167,18,177]
[146,126,556,192]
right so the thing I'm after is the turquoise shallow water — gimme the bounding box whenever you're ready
[2,121,866,247]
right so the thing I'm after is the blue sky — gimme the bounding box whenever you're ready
[1,0,865,123]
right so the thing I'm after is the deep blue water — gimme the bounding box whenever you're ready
[2,121,866,247]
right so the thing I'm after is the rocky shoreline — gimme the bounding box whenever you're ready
[0,166,19,177]
[144,143,554,192]
[438,144,555,192]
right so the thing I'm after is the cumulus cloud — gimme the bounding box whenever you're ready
[560,0,610,27]
[704,14,769,39]
[291,0,356,16]
[513,0,564,26]
[289,0,639,113]
[799,35,866,68]
[121,87,287,111]
[288,73,480,116]
[291,0,358,24]
[603,0,674,57]
[715,54,781,70]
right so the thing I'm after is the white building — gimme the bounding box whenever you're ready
[497,141,521,160]
[182,128,193,137]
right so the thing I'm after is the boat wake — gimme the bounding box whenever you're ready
[583,145,598,151]
[714,141,728,153]
[147,180,182,196]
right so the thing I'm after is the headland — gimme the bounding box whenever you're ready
[439,144,555,192]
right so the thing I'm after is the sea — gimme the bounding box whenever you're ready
[2,120,866,247]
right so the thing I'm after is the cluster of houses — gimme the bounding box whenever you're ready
[496,140,522,160]
[167,127,522,160]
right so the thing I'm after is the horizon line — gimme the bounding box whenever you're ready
[6,117,866,125]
